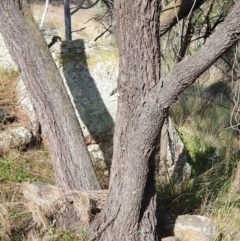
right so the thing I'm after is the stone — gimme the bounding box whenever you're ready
[167,117,191,180]
[157,117,191,182]
[0,30,189,178]
[0,34,17,71]
[47,39,118,167]
[0,126,33,150]
[87,144,106,167]
[161,237,180,241]
[174,215,217,241]
[16,77,39,134]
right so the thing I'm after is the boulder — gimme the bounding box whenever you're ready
[52,39,118,173]
[0,126,33,150]
[166,117,191,180]
[0,34,17,71]
[174,215,217,241]
[16,77,39,134]
[0,30,189,179]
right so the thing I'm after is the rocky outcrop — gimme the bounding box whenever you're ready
[0,109,34,150]
[0,126,34,151]
[174,215,217,241]
[51,39,118,173]
[158,117,191,182]
[0,31,189,179]
[0,34,17,71]
[16,77,39,134]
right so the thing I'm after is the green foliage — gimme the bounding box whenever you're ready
[159,73,240,240]
[170,79,237,176]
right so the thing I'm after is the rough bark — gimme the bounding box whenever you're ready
[156,1,240,108]
[89,1,240,240]
[89,1,162,240]
[0,0,100,192]
[1,0,240,240]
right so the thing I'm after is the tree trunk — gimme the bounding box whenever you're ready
[89,1,162,240]
[89,1,240,240]
[0,0,100,192]
[1,0,240,240]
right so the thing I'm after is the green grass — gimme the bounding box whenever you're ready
[52,229,87,241]
[0,157,38,183]
[156,78,240,240]
[0,150,54,186]
[156,159,240,240]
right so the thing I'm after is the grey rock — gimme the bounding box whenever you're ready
[174,215,217,241]
[16,77,39,134]
[167,118,191,180]
[0,34,17,71]
[1,30,189,177]
[0,126,33,150]
[49,39,118,166]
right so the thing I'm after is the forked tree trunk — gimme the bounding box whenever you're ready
[1,0,240,240]
[89,2,162,240]
[89,1,240,240]
[0,0,100,192]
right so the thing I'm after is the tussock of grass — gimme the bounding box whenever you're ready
[0,203,11,241]
[0,182,107,241]
[157,162,240,240]
[199,184,240,241]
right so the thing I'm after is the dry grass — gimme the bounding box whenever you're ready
[0,70,35,131]
[0,6,111,236]
[0,70,18,114]
[0,203,11,241]
[0,68,56,239]
[30,2,113,44]
[199,188,240,241]
[0,182,107,240]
